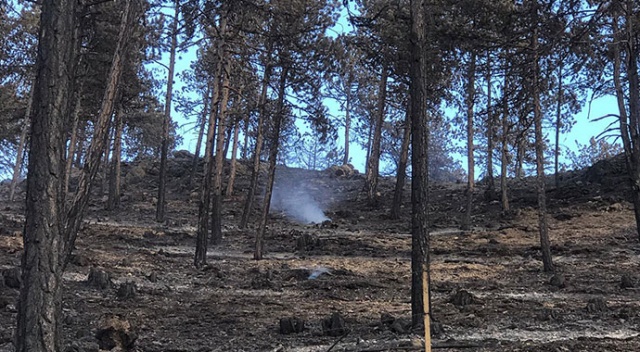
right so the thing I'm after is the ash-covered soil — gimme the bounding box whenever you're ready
[1,154,640,351]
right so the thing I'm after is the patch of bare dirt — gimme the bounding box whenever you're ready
[1,156,640,351]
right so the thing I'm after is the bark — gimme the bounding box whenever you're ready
[64,92,83,195]
[189,85,210,189]
[485,51,496,194]
[364,66,388,204]
[17,0,138,350]
[343,74,353,165]
[409,0,430,329]
[16,1,77,349]
[107,104,124,210]
[211,47,231,246]
[554,62,563,189]
[463,52,476,231]
[501,86,510,212]
[9,86,33,202]
[614,1,640,240]
[254,66,288,260]
[240,47,273,229]
[156,0,179,222]
[531,11,553,273]
[390,104,411,220]
[195,23,225,268]
[227,93,242,197]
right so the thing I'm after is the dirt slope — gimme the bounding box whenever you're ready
[1,155,639,351]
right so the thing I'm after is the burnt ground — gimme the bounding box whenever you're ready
[1,154,640,351]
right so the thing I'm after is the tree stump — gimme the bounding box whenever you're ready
[549,273,566,289]
[86,267,111,290]
[621,274,636,289]
[450,290,476,307]
[2,267,21,289]
[586,298,607,313]
[279,317,305,334]
[117,282,137,300]
[95,315,137,351]
[322,312,347,337]
[295,233,322,252]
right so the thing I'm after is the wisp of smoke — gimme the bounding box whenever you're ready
[271,177,330,224]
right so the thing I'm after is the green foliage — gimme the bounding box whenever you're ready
[564,137,623,171]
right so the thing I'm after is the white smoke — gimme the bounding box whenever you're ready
[271,172,330,224]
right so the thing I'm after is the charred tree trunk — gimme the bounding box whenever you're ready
[531,10,553,273]
[390,104,411,220]
[554,61,563,189]
[189,85,210,189]
[485,51,496,195]
[17,0,138,350]
[501,86,510,212]
[9,87,33,202]
[364,66,388,204]
[73,120,85,168]
[156,0,179,222]
[240,47,273,229]
[343,74,353,165]
[211,47,231,246]
[107,104,124,210]
[242,112,250,160]
[64,92,83,195]
[613,2,640,241]
[195,24,225,268]
[463,52,476,231]
[227,93,242,197]
[254,65,288,260]
[409,0,430,329]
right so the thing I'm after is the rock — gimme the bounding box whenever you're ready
[322,312,348,337]
[70,253,91,267]
[2,267,21,289]
[621,274,636,289]
[550,273,566,289]
[389,317,412,334]
[86,267,111,290]
[172,150,194,159]
[586,298,607,313]
[95,315,137,351]
[325,164,357,178]
[450,290,475,307]
[295,233,322,252]
[125,165,146,185]
[380,312,395,326]
[279,317,305,334]
[117,282,137,300]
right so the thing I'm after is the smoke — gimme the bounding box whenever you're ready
[271,171,330,224]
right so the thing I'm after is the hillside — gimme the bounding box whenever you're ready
[1,154,640,351]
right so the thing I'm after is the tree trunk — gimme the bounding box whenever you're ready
[531,10,553,273]
[463,52,476,231]
[364,66,388,204]
[107,104,124,210]
[254,65,288,260]
[195,23,225,268]
[73,120,85,168]
[554,61,563,189]
[156,0,179,222]
[15,0,77,348]
[9,86,33,202]
[390,104,411,220]
[211,45,231,246]
[485,50,496,195]
[189,85,210,189]
[64,92,83,195]
[343,74,353,165]
[240,49,273,229]
[409,0,430,329]
[17,0,138,350]
[614,1,640,241]
[242,111,250,160]
[227,93,242,197]
[501,85,510,212]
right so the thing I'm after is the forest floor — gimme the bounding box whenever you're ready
[1,154,640,351]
